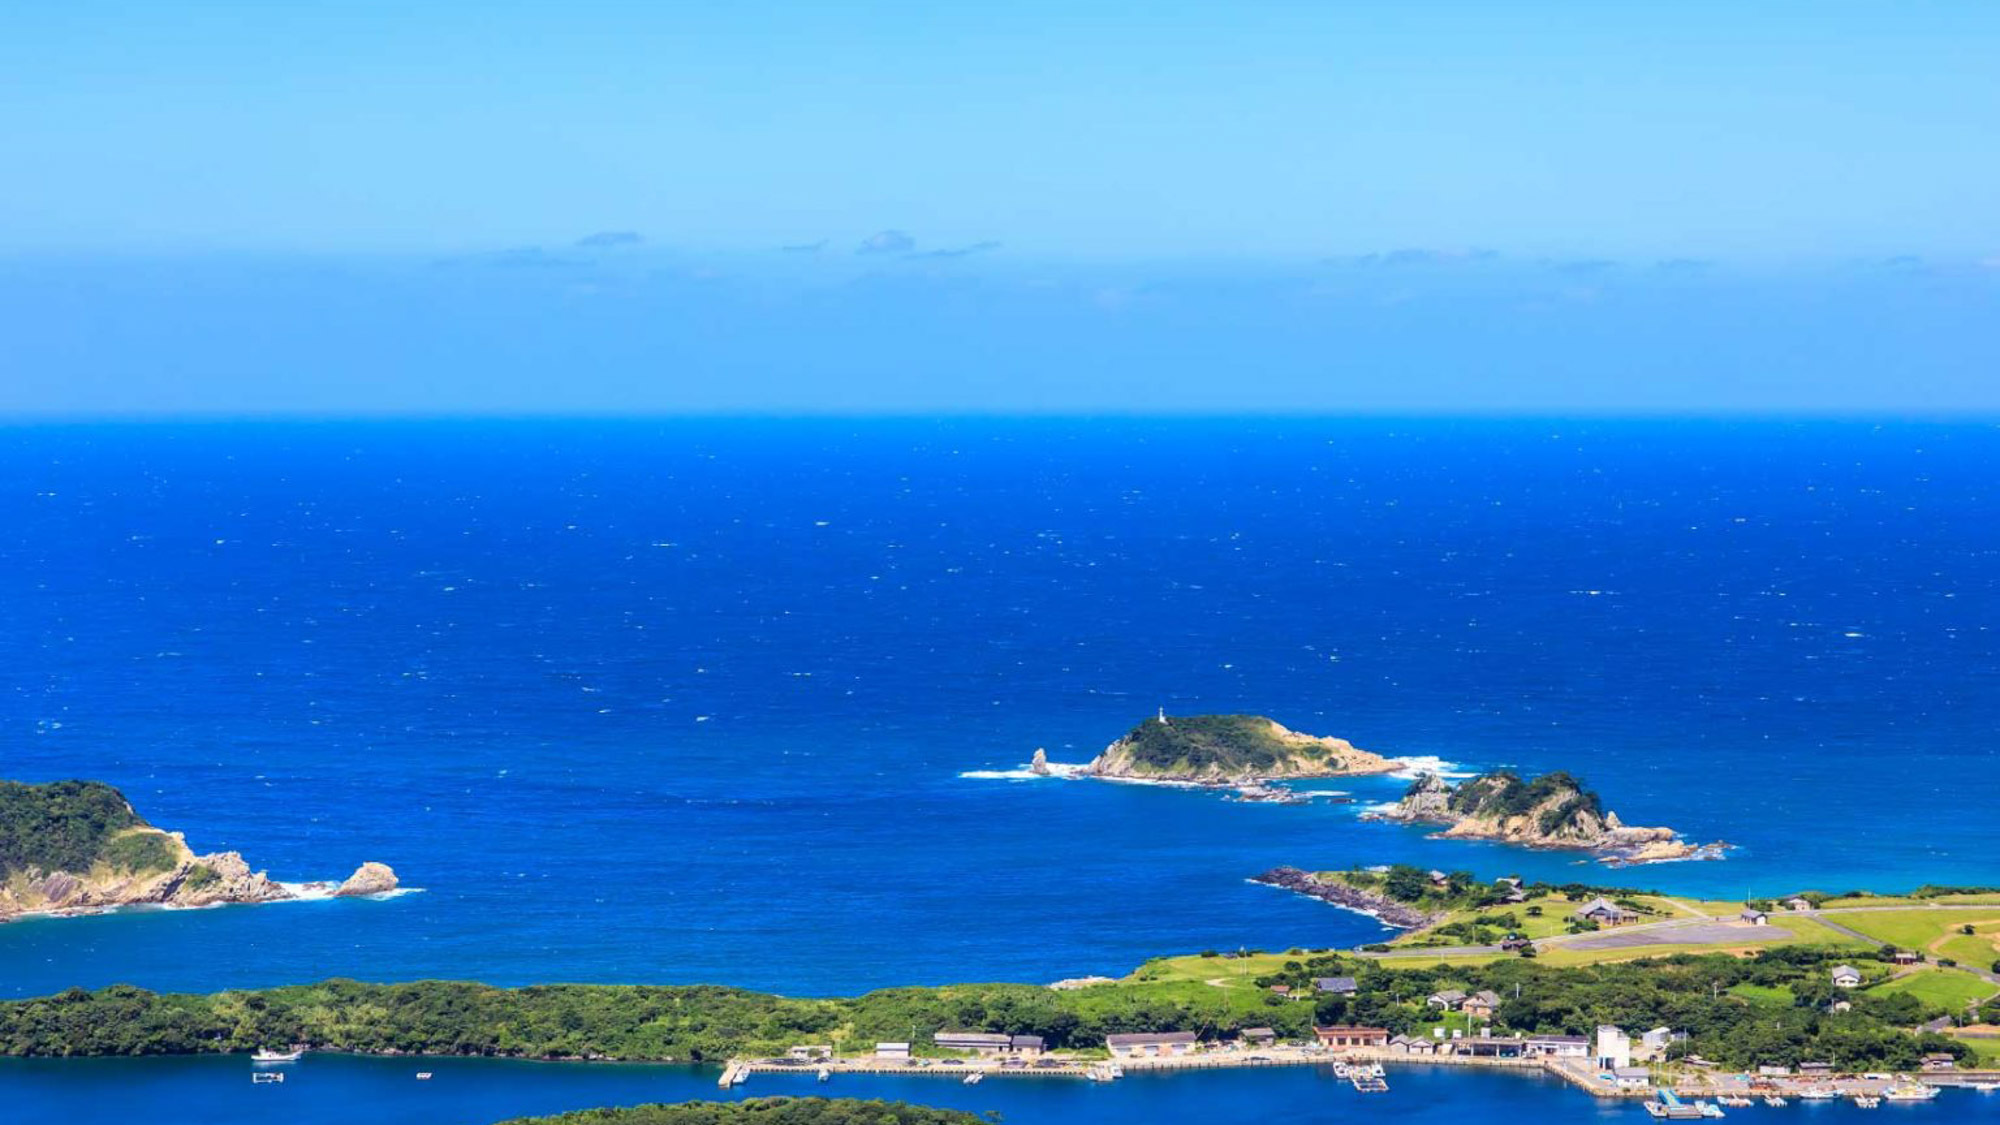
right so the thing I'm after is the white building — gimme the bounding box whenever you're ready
[1595,1025,1633,1070]
[1831,965,1862,989]
[875,1042,911,1059]
[1613,1066,1652,1089]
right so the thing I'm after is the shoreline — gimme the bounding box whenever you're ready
[0,886,421,926]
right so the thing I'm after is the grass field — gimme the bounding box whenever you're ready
[1830,909,2000,952]
[1953,1036,2000,1067]
[1813,893,2000,910]
[1729,983,1795,1006]
[1934,922,2000,969]
[1867,968,1998,1011]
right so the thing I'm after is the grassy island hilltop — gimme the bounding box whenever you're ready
[1377,770,1715,863]
[0,778,396,920]
[1084,714,1395,782]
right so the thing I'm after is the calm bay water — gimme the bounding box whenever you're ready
[7,1054,1997,1125]
[2,419,1997,1121]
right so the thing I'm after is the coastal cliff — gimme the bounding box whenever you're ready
[1085,714,1396,784]
[0,779,398,922]
[1248,866,1440,928]
[1371,771,1717,863]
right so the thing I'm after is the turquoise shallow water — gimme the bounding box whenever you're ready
[2,419,1997,1120]
[6,1054,1995,1125]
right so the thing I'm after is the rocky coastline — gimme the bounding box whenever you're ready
[1369,771,1725,864]
[1,779,400,924]
[1084,714,1398,785]
[1248,865,1441,929]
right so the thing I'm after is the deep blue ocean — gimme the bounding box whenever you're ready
[3,419,1997,1122]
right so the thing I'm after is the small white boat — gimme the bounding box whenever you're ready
[1762,1096,1787,1107]
[1969,1082,1999,1093]
[963,1071,983,1085]
[252,1048,303,1064]
[817,1067,830,1082]
[415,1072,433,1081]
[251,1071,285,1084]
[1882,1085,1938,1102]
[1797,1086,1836,1100]
[1853,1095,1880,1108]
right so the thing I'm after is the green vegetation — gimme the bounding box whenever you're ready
[1111,715,1317,774]
[182,864,220,892]
[101,831,183,876]
[497,1099,986,1125]
[1867,969,1997,1012]
[1426,771,1607,836]
[1317,867,1663,948]
[1834,910,1992,952]
[0,939,1976,1073]
[0,781,147,877]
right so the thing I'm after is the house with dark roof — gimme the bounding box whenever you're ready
[1574,897,1639,926]
[1106,1031,1198,1058]
[1314,976,1358,995]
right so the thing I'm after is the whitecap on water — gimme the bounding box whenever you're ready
[957,761,1090,781]
[1385,755,1474,780]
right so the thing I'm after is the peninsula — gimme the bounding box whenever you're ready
[6,879,1995,1078]
[0,778,399,922]
[1371,770,1720,863]
[1084,713,1396,784]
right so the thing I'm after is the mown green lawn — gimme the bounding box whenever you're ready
[1951,1036,2000,1067]
[1823,909,1979,951]
[1867,968,1997,1011]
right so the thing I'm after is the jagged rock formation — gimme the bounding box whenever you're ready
[1085,714,1396,784]
[1370,770,1718,863]
[1249,866,1440,928]
[0,779,396,922]
[335,862,401,897]
[1029,749,1051,777]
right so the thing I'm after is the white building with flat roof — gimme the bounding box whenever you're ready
[1595,1026,1632,1070]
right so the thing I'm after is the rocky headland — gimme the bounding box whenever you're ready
[1248,866,1441,928]
[0,779,400,922]
[1084,713,1397,784]
[1370,770,1723,864]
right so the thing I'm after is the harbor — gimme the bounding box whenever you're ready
[723,1041,1999,1114]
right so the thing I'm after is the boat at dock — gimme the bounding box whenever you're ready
[963,1071,983,1085]
[1882,1085,1938,1102]
[1762,1096,1786,1107]
[1853,1095,1880,1108]
[817,1068,830,1082]
[1349,1071,1389,1093]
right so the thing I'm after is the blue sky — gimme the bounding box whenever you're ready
[3,1,1997,413]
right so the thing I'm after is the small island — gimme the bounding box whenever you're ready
[1370,770,1722,864]
[1083,713,1397,785]
[0,779,399,923]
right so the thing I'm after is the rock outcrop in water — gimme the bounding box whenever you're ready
[1370,770,1721,864]
[335,862,401,897]
[0,779,399,922]
[1085,714,1396,784]
[1249,866,1441,929]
